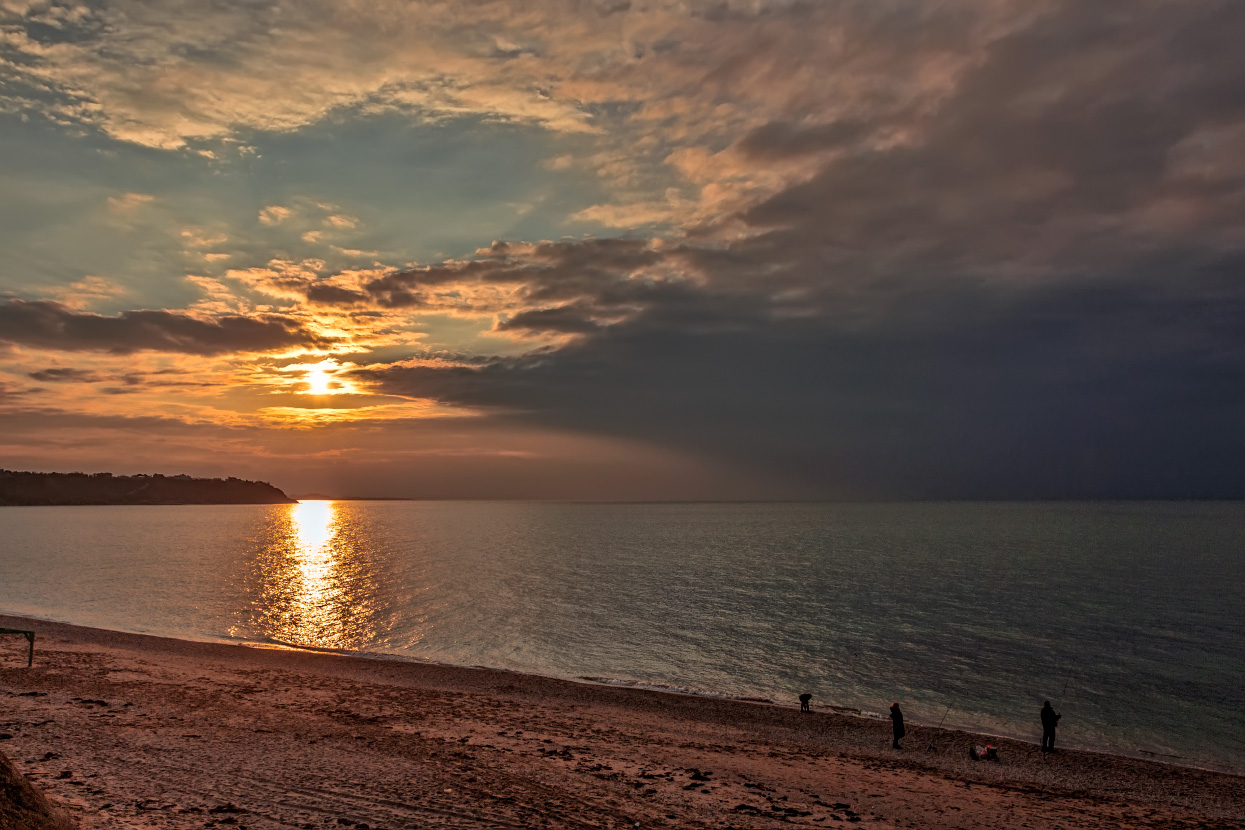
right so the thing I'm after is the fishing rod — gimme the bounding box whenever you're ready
[1054,677,1070,716]
[926,703,953,751]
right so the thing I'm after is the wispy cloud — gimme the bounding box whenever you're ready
[48,276,129,310]
[27,367,103,383]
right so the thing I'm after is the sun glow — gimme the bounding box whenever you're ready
[307,367,333,395]
[288,358,353,395]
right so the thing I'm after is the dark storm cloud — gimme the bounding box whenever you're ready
[356,268,1245,499]
[351,1,1245,498]
[0,299,335,355]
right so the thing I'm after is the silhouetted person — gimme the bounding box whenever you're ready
[799,693,812,712]
[1041,700,1061,752]
[890,702,905,749]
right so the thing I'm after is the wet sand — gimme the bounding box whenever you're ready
[0,613,1240,829]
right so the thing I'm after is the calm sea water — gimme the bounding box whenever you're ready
[0,501,1241,771]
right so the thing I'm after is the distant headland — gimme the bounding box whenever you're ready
[0,470,296,506]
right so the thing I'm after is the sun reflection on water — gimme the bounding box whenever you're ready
[253,499,363,649]
[285,500,339,646]
[240,500,400,653]
[293,500,335,574]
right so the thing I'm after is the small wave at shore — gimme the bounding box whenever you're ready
[578,675,779,704]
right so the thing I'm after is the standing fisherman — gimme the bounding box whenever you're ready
[890,702,905,749]
[1040,700,1061,753]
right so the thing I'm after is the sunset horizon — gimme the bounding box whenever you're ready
[2,4,1244,822]
[3,1,1244,501]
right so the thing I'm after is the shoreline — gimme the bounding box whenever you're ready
[5,608,1235,778]
[1,613,1241,829]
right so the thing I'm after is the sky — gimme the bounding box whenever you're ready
[1,0,1243,500]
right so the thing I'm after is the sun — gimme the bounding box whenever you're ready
[306,367,333,395]
[290,358,352,396]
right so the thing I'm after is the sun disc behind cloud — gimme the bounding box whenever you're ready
[287,359,353,397]
[307,367,333,395]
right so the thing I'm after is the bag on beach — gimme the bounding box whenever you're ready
[970,744,998,762]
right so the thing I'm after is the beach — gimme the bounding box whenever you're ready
[0,614,1240,830]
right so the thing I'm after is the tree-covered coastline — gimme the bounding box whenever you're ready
[0,470,295,505]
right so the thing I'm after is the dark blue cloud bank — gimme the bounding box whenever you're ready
[358,273,1245,499]
[356,1,1245,498]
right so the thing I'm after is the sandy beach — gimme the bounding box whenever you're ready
[0,613,1240,830]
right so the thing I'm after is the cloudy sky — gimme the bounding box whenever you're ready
[1,0,1243,499]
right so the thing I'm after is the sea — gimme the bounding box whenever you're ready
[0,500,1241,772]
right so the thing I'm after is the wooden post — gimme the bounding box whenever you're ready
[0,628,35,667]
